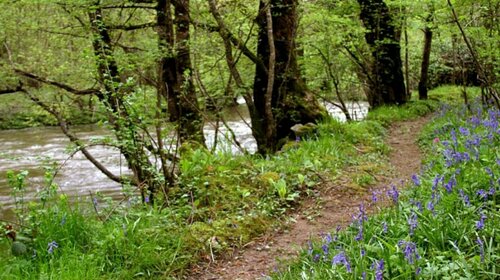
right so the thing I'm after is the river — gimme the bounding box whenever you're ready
[0,101,368,220]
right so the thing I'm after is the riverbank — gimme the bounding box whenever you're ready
[0,87,476,279]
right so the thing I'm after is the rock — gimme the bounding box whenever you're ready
[290,122,317,137]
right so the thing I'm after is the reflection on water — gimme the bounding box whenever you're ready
[0,101,368,219]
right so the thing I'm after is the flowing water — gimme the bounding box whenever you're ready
[0,101,368,220]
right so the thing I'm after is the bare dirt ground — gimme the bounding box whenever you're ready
[188,116,431,280]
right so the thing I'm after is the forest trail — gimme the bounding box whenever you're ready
[189,115,431,280]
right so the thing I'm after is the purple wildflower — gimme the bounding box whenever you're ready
[372,259,384,280]
[459,189,471,207]
[372,190,379,203]
[313,253,321,262]
[477,189,488,200]
[360,248,366,257]
[489,187,496,196]
[332,251,351,273]
[362,271,366,280]
[411,174,420,186]
[355,224,364,242]
[47,241,58,254]
[398,240,420,265]
[408,211,418,236]
[325,233,333,244]
[444,176,456,193]
[322,244,329,256]
[476,213,487,230]
[382,222,388,234]
[458,126,470,136]
[387,185,399,204]
[432,175,442,191]
[477,238,485,263]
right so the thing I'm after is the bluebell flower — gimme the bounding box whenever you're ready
[398,240,420,265]
[360,248,366,257]
[459,127,470,136]
[432,175,442,191]
[313,253,320,262]
[387,185,399,204]
[476,213,487,230]
[477,237,485,263]
[332,251,351,273]
[355,225,363,242]
[322,244,329,256]
[372,190,379,203]
[382,222,388,234]
[411,174,420,186]
[47,241,58,254]
[371,259,384,280]
[459,189,471,207]
[408,211,418,236]
[477,189,488,200]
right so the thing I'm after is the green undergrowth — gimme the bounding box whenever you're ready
[270,99,499,279]
[0,88,444,279]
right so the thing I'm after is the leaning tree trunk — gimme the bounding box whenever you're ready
[157,0,205,145]
[252,0,327,154]
[418,16,433,100]
[357,0,407,107]
[89,5,161,203]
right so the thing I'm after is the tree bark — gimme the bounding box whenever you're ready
[357,0,407,107]
[89,3,162,203]
[252,0,327,154]
[418,16,433,100]
[157,0,205,144]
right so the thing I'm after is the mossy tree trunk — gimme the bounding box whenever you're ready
[418,16,433,100]
[89,3,162,203]
[157,0,205,145]
[357,0,407,107]
[252,0,327,154]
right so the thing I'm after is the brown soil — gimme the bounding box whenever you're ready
[188,116,431,280]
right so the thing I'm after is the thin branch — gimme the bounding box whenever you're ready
[264,3,276,141]
[0,82,23,95]
[14,68,100,95]
[22,90,127,184]
[193,20,266,72]
[107,22,156,31]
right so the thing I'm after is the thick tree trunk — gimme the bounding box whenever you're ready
[357,0,407,107]
[157,0,205,144]
[252,0,327,154]
[418,21,433,100]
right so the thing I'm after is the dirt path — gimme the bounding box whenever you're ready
[189,116,430,280]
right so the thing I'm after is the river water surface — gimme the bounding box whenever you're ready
[0,102,368,219]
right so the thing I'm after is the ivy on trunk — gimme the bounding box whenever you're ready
[252,0,327,155]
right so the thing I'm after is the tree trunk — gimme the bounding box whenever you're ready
[89,4,161,203]
[357,0,407,107]
[418,18,433,100]
[157,0,205,144]
[252,0,327,154]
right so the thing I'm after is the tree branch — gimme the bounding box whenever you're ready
[22,90,127,184]
[14,68,100,96]
[0,82,23,95]
[107,22,156,31]
[193,20,266,72]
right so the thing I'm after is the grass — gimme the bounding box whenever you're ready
[269,98,499,279]
[0,87,453,279]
